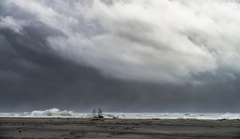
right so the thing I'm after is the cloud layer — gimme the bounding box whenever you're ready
[1,0,240,112]
[1,0,240,84]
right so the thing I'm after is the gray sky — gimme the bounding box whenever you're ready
[1,0,240,113]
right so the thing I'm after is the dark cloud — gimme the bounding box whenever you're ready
[1,0,240,113]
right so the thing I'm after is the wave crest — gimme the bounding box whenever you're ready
[30,108,72,117]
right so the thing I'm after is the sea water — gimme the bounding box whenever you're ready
[0,108,240,120]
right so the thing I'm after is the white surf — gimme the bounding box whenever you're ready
[1,108,240,120]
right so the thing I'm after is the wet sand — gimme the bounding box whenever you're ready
[0,117,240,139]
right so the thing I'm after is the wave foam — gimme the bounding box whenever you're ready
[29,108,72,117]
[1,108,240,119]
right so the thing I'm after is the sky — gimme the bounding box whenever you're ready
[1,0,240,113]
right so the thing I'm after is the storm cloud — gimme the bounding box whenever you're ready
[1,0,240,112]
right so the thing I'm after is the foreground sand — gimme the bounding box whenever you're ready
[0,117,240,139]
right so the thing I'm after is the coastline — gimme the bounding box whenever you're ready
[1,117,240,138]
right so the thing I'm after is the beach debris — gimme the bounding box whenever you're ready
[132,122,140,125]
[217,118,228,121]
[91,118,104,121]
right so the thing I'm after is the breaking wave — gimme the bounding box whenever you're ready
[1,108,240,119]
[29,108,72,117]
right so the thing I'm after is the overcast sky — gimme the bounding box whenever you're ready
[1,0,240,112]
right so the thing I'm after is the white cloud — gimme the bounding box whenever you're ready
[5,0,240,84]
[0,16,25,33]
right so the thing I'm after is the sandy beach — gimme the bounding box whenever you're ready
[0,117,240,139]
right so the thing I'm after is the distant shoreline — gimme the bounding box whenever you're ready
[1,110,240,120]
[0,117,237,120]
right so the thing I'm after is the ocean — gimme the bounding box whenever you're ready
[1,108,239,120]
